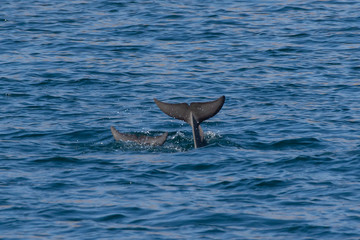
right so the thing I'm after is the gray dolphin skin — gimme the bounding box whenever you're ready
[153,96,225,148]
[111,126,168,146]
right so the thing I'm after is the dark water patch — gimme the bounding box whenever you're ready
[95,213,127,222]
[286,32,311,38]
[2,92,32,98]
[277,46,311,53]
[253,179,289,189]
[279,200,315,207]
[172,163,219,171]
[273,6,310,12]
[32,156,81,165]
[161,14,185,20]
[33,181,79,192]
[103,1,127,9]
[251,137,323,151]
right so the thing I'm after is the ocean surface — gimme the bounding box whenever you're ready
[1,0,360,239]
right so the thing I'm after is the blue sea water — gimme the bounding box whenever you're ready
[1,0,360,239]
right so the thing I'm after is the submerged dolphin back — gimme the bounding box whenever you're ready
[111,126,138,142]
[111,126,168,146]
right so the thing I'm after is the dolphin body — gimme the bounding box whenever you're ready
[154,96,225,148]
[111,126,168,146]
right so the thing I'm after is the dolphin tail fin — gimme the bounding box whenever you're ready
[154,96,225,149]
[154,96,225,124]
[153,99,191,123]
[189,95,225,123]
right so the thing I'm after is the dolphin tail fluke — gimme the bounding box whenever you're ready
[153,96,225,148]
[189,95,225,123]
[153,99,191,123]
[153,96,225,124]
[111,126,168,146]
